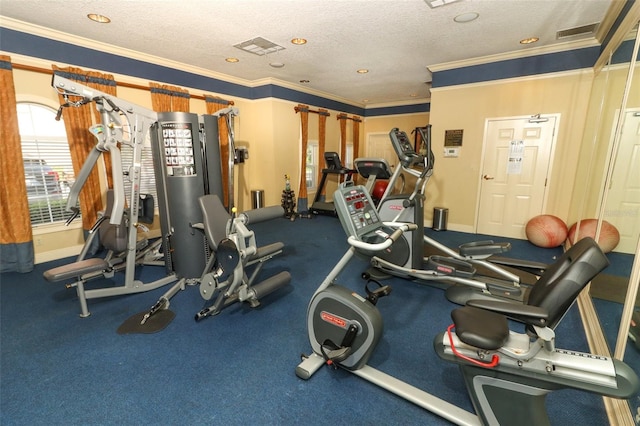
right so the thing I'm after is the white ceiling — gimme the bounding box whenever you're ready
[0,0,614,106]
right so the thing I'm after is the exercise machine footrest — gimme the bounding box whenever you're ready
[425,255,475,278]
[250,242,285,262]
[459,240,511,257]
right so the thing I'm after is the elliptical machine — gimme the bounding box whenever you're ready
[296,182,639,425]
[361,127,547,304]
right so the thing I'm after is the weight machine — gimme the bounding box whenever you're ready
[44,75,177,317]
[122,109,290,330]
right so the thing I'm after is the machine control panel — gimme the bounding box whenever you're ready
[389,128,421,167]
[334,183,382,239]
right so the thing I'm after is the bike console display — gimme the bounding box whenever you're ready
[333,184,382,240]
[389,128,421,167]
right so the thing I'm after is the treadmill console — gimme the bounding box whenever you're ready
[389,128,421,167]
[333,183,382,240]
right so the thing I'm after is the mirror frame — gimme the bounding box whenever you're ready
[576,3,640,423]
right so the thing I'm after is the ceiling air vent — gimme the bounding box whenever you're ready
[424,0,461,8]
[234,37,284,56]
[556,23,599,40]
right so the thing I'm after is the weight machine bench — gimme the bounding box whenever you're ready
[44,190,167,317]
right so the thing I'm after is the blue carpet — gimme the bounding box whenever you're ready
[0,216,614,425]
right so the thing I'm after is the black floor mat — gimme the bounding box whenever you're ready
[117,310,176,334]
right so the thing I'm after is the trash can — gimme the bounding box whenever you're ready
[433,207,448,231]
[251,189,265,209]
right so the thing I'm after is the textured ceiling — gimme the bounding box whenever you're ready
[0,0,614,106]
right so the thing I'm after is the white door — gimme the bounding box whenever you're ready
[605,110,640,254]
[366,132,398,168]
[477,115,558,238]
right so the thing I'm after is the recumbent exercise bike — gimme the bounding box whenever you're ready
[296,181,638,426]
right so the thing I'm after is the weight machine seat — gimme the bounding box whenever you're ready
[44,189,127,283]
[451,237,608,349]
[198,194,284,261]
[198,194,233,252]
[44,258,109,282]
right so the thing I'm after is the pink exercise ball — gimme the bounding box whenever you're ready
[567,219,620,253]
[525,215,569,248]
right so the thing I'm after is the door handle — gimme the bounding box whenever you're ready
[483,175,494,180]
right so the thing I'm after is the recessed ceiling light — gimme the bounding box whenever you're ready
[454,12,479,23]
[87,13,111,23]
[270,62,285,68]
[226,57,239,63]
[357,69,369,74]
[520,37,540,45]
[291,38,307,45]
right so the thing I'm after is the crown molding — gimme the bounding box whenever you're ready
[428,38,600,73]
[1,16,371,109]
[428,68,593,92]
[364,98,430,109]
[0,16,256,86]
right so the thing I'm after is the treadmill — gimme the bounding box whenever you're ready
[310,152,356,216]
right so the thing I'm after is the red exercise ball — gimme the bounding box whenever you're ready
[372,181,389,203]
[525,215,569,248]
[567,219,620,253]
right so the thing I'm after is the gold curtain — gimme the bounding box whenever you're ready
[171,87,190,112]
[352,116,361,160]
[338,114,347,162]
[52,66,117,230]
[0,55,34,272]
[317,109,329,196]
[205,96,233,207]
[149,82,172,111]
[149,83,190,112]
[296,105,310,204]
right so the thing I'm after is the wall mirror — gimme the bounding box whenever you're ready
[572,15,639,423]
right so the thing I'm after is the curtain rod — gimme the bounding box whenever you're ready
[337,113,361,122]
[11,62,234,104]
[294,105,331,116]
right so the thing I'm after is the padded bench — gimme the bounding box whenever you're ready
[43,258,109,283]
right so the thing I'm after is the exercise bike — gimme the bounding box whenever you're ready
[296,182,639,425]
[356,127,548,305]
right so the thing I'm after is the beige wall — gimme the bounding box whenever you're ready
[12,60,607,261]
[364,113,430,141]
[428,71,594,231]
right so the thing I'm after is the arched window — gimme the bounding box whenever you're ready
[17,102,78,225]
